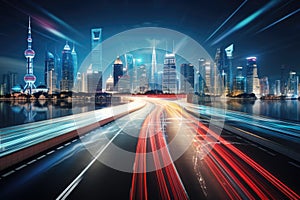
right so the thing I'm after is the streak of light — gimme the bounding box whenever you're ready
[56,119,133,200]
[191,116,300,199]
[166,101,300,199]
[1,0,81,46]
[31,28,59,42]
[257,8,300,33]
[205,0,248,42]
[211,0,281,46]
[130,104,188,200]
[27,1,84,38]
[33,16,79,45]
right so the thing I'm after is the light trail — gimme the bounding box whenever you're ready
[0,101,145,158]
[211,0,281,45]
[27,1,84,38]
[165,101,300,199]
[257,8,300,33]
[130,103,189,200]
[1,0,79,44]
[205,0,248,42]
[56,119,133,200]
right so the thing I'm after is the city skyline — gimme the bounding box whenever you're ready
[0,0,299,84]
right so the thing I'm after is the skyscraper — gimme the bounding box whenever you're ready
[150,46,157,90]
[246,57,260,97]
[91,28,102,91]
[287,71,299,98]
[233,66,245,95]
[163,53,177,94]
[60,41,74,92]
[23,17,36,95]
[180,63,194,94]
[72,44,78,84]
[260,76,269,96]
[196,58,206,95]
[113,56,123,91]
[225,44,234,93]
[54,49,61,90]
[2,72,17,95]
[125,54,134,92]
[45,51,57,94]
[87,64,102,94]
[91,28,102,71]
[136,64,148,93]
[275,80,281,96]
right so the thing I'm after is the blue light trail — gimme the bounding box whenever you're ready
[205,0,248,43]
[257,8,300,33]
[211,0,281,46]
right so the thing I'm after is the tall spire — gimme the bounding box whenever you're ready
[23,16,36,95]
[72,42,76,53]
[27,16,32,49]
[151,40,157,90]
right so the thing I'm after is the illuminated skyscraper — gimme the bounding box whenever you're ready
[233,66,245,95]
[180,63,194,94]
[87,64,102,93]
[225,44,234,93]
[150,45,157,90]
[72,44,78,84]
[136,64,148,93]
[163,53,177,94]
[125,54,134,92]
[90,28,102,91]
[260,76,269,96]
[60,41,74,92]
[196,58,206,95]
[106,75,114,91]
[213,49,223,96]
[274,80,281,96]
[2,72,17,95]
[246,57,260,97]
[113,56,123,91]
[45,51,57,94]
[23,17,36,95]
[54,49,61,89]
[91,28,102,71]
[287,71,299,98]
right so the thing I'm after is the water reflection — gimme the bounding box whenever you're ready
[0,99,104,128]
[201,99,300,122]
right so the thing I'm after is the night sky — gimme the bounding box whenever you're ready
[0,0,299,85]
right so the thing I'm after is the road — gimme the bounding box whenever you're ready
[0,97,299,199]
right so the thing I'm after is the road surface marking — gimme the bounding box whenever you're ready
[37,155,46,160]
[258,147,276,156]
[47,150,55,155]
[72,139,78,143]
[57,146,64,150]
[27,159,37,165]
[2,170,15,177]
[15,164,27,171]
[288,161,300,168]
[56,120,132,200]
[64,142,71,146]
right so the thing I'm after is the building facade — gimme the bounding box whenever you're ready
[163,53,177,94]
[180,63,194,94]
[60,41,74,92]
[113,56,123,91]
[246,57,260,97]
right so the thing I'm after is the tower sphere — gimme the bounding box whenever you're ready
[24,48,35,58]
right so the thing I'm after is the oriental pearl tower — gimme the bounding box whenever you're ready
[23,16,36,95]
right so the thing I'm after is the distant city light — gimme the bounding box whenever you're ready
[246,56,257,61]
